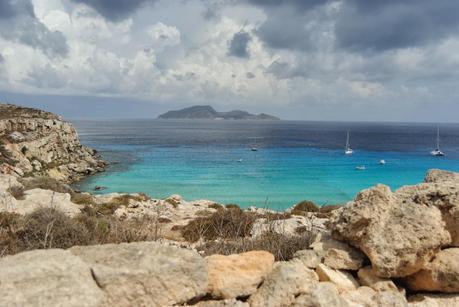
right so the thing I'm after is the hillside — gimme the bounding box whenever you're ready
[158,105,280,120]
[0,103,105,182]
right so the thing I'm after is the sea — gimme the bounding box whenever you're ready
[72,120,459,210]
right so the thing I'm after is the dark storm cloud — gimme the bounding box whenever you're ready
[246,0,326,11]
[0,1,15,18]
[246,0,329,51]
[0,0,68,56]
[335,0,459,52]
[246,0,459,53]
[71,0,157,21]
[228,31,251,58]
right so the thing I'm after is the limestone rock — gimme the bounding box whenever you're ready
[70,241,207,306]
[0,249,104,307]
[372,291,408,307]
[425,169,459,183]
[324,246,365,271]
[409,293,459,307]
[0,103,105,183]
[331,184,451,277]
[293,249,321,269]
[248,260,319,307]
[404,248,459,293]
[206,251,275,299]
[14,188,82,217]
[341,286,377,307]
[357,266,398,292]
[293,282,349,307]
[193,299,249,307]
[310,232,365,270]
[316,264,359,293]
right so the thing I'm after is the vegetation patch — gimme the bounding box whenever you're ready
[7,186,25,200]
[197,231,314,261]
[0,208,163,257]
[291,200,319,216]
[180,207,257,243]
[20,177,73,194]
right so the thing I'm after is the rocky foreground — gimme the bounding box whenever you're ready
[0,169,458,306]
[0,104,458,306]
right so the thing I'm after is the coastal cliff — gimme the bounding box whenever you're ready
[0,103,105,182]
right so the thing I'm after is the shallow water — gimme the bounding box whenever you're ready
[72,120,459,209]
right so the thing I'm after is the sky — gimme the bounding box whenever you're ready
[0,0,459,121]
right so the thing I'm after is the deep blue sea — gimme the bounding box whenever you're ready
[72,120,459,210]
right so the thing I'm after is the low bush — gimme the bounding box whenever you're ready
[0,207,164,257]
[181,207,257,243]
[20,177,73,194]
[7,186,25,200]
[197,231,315,261]
[291,200,319,215]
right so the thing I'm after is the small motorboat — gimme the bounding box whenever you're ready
[379,159,386,165]
[238,159,243,162]
[355,165,366,171]
[251,147,258,152]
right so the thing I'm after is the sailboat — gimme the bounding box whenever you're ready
[431,126,445,157]
[345,131,353,155]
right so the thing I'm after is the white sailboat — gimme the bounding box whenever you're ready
[431,126,445,157]
[345,131,353,155]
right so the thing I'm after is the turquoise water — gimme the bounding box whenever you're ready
[73,120,459,210]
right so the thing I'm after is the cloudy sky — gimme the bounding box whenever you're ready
[1,0,459,121]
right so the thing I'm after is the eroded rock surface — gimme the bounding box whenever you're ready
[331,184,452,278]
[404,248,459,293]
[206,251,275,299]
[0,249,105,307]
[70,242,207,307]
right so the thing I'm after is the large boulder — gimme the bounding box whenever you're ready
[331,184,451,278]
[70,242,207,306]
[404,248,459,293]
[206,251,274,299]
[0,249,105,307]
[248,260,319,307]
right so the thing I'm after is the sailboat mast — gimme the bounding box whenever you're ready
[346,131,350,149]
[437,126,440,149]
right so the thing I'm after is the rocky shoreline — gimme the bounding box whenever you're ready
[0,103,105,182]
[0,104,458,306]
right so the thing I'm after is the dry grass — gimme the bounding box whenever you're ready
[291,200,319,216]
[7,186,25,200]
[20,177,74,194]
[180,207,257,243]
[0,208,163,257]
[197,231,314,261]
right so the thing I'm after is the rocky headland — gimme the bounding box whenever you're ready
[0,103,105,182]
[0,104,458,306]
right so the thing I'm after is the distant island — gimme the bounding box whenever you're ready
[158,105,280,120]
